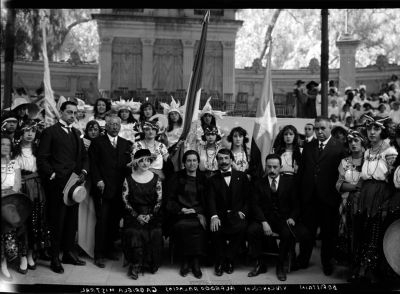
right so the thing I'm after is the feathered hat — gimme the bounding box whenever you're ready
[160,96,184,116]
[200,97,226,120]
[111,98,141,113]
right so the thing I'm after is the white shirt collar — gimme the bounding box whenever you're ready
[320,135,332,146]
[107,133,118,143]
[59,119,71,127]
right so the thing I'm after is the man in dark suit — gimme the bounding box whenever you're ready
[247,154,312,281]
[37,101,89,274]
[303,123,316,144]
[297,116,346,276]
[207,148,249,276]
[89,115,132,268]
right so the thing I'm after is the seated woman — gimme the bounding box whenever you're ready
[121,149,163,280]
[166,150,207,279]
[1,134,31,280]
[131,121,169,181]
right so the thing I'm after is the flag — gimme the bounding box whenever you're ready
[249,44,278,179]
[41,18,60,127]
[169,10,210,171]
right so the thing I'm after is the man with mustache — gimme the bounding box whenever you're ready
[247,154,312,281]
[207,148,249,276]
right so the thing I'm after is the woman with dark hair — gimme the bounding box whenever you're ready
[161,98,183,149]
[197,126,222,178]
[350,116,398,283]
[166,150,207,279]
[227,127,250,172]
[133,102,159,140]
[82,120,101,150]
[332,126,349,152]
[14,120,51,272]
[335,130,366,278]
[113,100,139,143]
[122,149,163,280]
[88,98,111,132]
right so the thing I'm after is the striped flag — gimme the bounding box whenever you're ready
[169,10,210,171]
[249,45,278,179]
[41,17,60,127]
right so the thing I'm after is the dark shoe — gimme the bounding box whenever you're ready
[94,258,106,268]
[276,265,287,281]
[323,264,333,276]
[192,258,202,279]
[105,252,119,261]
[128,265,138,280]
[17,266,28,275]
[149,265,158,274]
[215,263,223,276]
[27,263,37,270]
[62,252,86,266]
[225,262,234,274]
[50,259,64,274]
[291,261,309,271]
[248,261,267,277]
[38,250,52,261]
[179,260,190,277]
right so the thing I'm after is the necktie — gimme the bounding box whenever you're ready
[112,137,117,148]
[62,125,71,134]
[271,178,277,193]
[319,142,324,153]
[221,171,231,177]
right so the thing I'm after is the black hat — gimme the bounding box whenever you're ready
[295,80,305,86]
[306,81,319,89]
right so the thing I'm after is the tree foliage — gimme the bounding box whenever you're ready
[235,9,400,69]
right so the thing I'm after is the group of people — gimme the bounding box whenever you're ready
[1,90,399,285]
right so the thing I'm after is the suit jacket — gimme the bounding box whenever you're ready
[206,169,249,221]
[37,122,89,181]
[249,176,299,224]
[298,137,346,208]
[88,134,132,199]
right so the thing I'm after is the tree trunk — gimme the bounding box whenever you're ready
[321,9,329,117]
[3,8,16,109]
[259,9,283,61]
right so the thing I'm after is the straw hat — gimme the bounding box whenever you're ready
[63,173,87,206]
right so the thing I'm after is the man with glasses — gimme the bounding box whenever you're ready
[297,117,346,276]
[88,115,132,268]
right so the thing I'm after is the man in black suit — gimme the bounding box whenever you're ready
[247,154,312,281]
[303,123,316,144]
[37,101,89,274]
[207,148,249,276]
[297,116,346,276]
[89,116,132,268]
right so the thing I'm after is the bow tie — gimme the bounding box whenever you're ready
[221,171,231,177]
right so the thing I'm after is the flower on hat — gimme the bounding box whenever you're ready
[200,97,226,120]
[160,96,184,116]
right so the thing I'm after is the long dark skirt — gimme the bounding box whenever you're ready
[172,216,206,257]
[122,217,162,269]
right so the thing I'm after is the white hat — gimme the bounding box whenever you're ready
[200,97,226,120]
[76,98,86,111]
[63,173,87,206]
[112,98,141,113]
[7,97,31,111]
[344,86,353,93]
[359,85,366,91]
[160,96,184,116]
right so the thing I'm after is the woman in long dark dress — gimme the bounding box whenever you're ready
[121,149,163,280]
[166,150,207,279]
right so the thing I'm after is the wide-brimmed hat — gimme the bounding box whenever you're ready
[295,80,305,86]
[1,192,32,233]
[8,97,31,111]
[63,173,87,206]
[344,86,353,94]
[306,81,319,90]
[128,148,157,167]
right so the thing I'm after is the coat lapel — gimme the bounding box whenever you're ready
[318,138,334,162]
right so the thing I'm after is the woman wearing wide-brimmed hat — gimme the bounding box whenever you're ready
[121,149,163,280]
[1,134,32,281]
[131,121,169,181]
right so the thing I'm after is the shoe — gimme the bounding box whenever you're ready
[62,252,86,266]
[179,260,190,277]
[214,263,223,276]
[224,262,234,274]
[38,250,52,261]
[149,265,158,274]
[291,261,309,271]
[128,265,138,280]
[94,258,106,268]
[27,263,37,270]
[17,266,28,275]
[323,264,333,276]
[50,259,64,274]
[276,265,287,281]
[248,260,267,277]
[105,252,119,261]
[0,271,13,282]
[192,258,202,279]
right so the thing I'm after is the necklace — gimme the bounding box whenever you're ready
[205,145,217,170]
[365,143,383,178]
[282,150,294,168]
[144,140,156,152]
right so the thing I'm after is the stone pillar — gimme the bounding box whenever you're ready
[98,36,113,92]
[182,39,195,91]
[336,33,360,94]
[141,38,155,90]
[222,41,235,102]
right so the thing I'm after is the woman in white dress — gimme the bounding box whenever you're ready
[227,127,250,173]
[113,99,140,143]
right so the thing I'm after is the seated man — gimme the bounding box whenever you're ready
[247,154,312,281]
[207,148,249,276]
